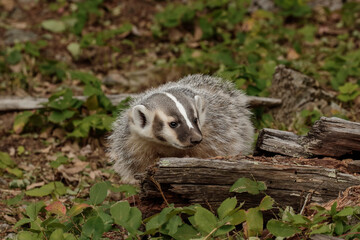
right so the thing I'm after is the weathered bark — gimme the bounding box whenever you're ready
[0,95,281,111]
[140,157,360,211]
[268,65,342,126]
[255,117,360,158]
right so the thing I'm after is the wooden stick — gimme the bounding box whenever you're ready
[0,95,281,111]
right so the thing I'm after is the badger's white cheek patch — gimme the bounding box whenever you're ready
[164,92,194,129]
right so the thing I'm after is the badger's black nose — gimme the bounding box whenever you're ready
[190,137,202,145]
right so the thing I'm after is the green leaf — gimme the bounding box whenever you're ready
[334,220,344,235]
[6,167,23,177]
[6,192,24,206]
[67,42,81,58]
[165,215,183,235]
[42,19,66,33]
[26,183,55,197]
[171,224,199,240]
[110,201,142,235]
[82,216,105,240]
[230,177,267,195]
[49,228,65,240]
[14,218,33,228]
[217,197,237,220]
[110,201,131,225]
[246,207,263,237]
[25,201,45,221]
[267,219,301,237]
[67,203,91,217]
[89,182,108,205]
[229,209,246,225]
[13,111,33,134]
[50,156,69,168]
[6,50,22,65]
[16,231,40,240]
[259,195,275,211]
[98,211,113,232]
[194,206,217,234]
[335,207,354,217]
[48,110,76,124]
[330,201,337,216]
[0,151,15,168]
[214,225,235,237]
[310,224,333,235]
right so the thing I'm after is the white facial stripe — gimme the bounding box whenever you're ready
[164,92,194,129]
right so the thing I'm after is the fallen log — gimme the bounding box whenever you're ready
[255,117,360,158]
[140,156,360,211]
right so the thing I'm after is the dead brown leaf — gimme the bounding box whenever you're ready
[26,181,45,190]
[287,48,300,60]
[4,215,17,224]
[1,0,15,11]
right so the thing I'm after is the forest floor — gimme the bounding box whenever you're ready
[1,0,360,239]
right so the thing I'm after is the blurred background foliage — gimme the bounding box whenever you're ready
[1,0,360,137]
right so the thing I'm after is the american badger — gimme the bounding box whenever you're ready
[108,74,254,183]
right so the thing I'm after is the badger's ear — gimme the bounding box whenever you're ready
[131,105,152,129]
[194,95,206,126]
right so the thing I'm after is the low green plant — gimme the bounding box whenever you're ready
[12,71,131,139]
[10,177,360,239]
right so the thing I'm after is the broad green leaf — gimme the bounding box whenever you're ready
[67,42,81,58]
[89,182,108,205]
[171,223,199,240]
[42,19,66,33]
[14,218,32,228]
[49,110,76,124]
[6,167,23,177]
[214,225,235,237]
[127,207,143,233]
[267,219,301,237]
[246,207,263,236]
[50,156,69,168]
[0,151,15,168]
[45,201,67,216]
[6,50,22,65]
[165,215,182,235]
[109,184,138,197]
[82,216,105,240]
[259,195,274,211]
[230,177,267,195]
[16,231,40,240]
[194,206,217,234]
[110,201,131,225]
[310,224,333,235]
[98,211,114,232]
[54,181,68,196]
[334,220,344,235]
[49,228,65,240]
[229,209,246,225]
[6,192,24,206]
[291,214,311,225]
[13,111,33,134]
[26,183,55,197]
[26,201,45,221]
[217,197,237,220]
[64,233,77,240]
[67,203,91,217]
[335,207,354,217]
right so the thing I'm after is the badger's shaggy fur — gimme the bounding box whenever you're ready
[108,74,254,183]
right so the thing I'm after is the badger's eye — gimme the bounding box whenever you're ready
[169,122,178,128]
[193,118,198,124]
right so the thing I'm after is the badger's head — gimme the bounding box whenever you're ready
[128,90,206,149]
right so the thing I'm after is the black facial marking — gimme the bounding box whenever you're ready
[153,114,166,142]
